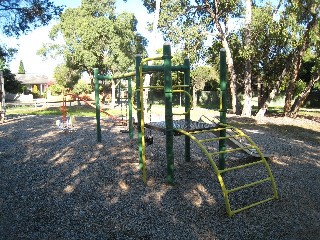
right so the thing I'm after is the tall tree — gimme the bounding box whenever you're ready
[241,0,252,116]
[40,0,147,79]
[143,0,243,113]
[282,0,320,117]
[18,60,25,74]
[39,0,147,107]
[53,64,80,88]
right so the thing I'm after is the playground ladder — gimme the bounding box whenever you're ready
[177,124,278,216]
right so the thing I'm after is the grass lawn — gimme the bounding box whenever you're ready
[5,103,320,120]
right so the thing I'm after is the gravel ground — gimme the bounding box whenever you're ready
[0,114,319,240]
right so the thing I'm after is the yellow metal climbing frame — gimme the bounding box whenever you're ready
[176,123,278,217]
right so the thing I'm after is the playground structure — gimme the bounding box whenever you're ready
[55,92,76,131]
[94,43,278,217]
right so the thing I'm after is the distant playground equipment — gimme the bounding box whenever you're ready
[55,88,129,132]
[56,91,76,132]
[94,43,278,217]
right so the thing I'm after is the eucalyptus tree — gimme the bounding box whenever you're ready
[53,64,80,89]
[39,0,147,106]
[281,0,320,117]
[143,0,244,114]
[40,0,147,79]
[248,2,291,117]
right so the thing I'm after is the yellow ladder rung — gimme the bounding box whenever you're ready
[211,146,256,155]
[219,160,264,173]
[230,197,276,216]
[190,126,233,134]
[227,177,271,194]
[199,134,242,143]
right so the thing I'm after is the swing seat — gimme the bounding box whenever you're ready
[145,134,154,146]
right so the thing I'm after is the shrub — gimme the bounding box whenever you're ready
[72,80,93,95]
[49,83,64,96]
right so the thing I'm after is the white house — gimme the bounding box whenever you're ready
[15,73,51,95]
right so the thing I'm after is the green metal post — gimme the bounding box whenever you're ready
[128,77,133,139]
[94,68,102,142]
[219,49,227,170]
[184,58,191,162]
[135,55,143,169]
[163,43,174,184]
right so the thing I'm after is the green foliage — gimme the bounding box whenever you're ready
[72,80,93,95]
[40,0,147,78]
[0,0,64,37]
[2,69,23,94]
[18,60,25,74]
[49,83,64,96]
[191,65,217,93]
[53,64,80,88]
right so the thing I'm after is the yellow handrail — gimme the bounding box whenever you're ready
[139,56,163,183]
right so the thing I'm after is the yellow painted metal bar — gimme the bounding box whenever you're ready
[176,129,233,216]
[198,134,242,143]
[177,124,278,217]
[190,126,233,134]
[231,197,276,216]
[210,145,256,156]
[131,89,140,111]
[138,55,164,183]
[219,160,264,173]
[219,123,279,200]
[142,85,164,89]
[173,84,190,88]
[227,177,271,194]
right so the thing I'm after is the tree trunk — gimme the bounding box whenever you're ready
[111,79,116,108]
[192,88,197,109]
[205,0,240,114]
[283,14,317,116]
[256,79,282,117]
[287,76,320,118]
[257,77,262,109]
[283,55,301,115]
[241,0,252,117]
[222,38,240,114]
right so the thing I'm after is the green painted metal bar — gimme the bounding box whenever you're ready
[94,68,102,142]
[219,48,227,170]
[141,65,189,73]
[184,58,191,162]
[135,55,143,171]
[128,77,133,139]
[97,74,112,80]
[163,43,174,185]
[112,71,136,80]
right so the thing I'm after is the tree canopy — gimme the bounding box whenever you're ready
[39,0,147,81]
[0,0,64,37]
[144,0,320,117]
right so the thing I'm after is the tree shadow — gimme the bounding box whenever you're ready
[0,115,319,239]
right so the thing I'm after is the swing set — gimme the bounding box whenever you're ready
[94,43,278,217]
